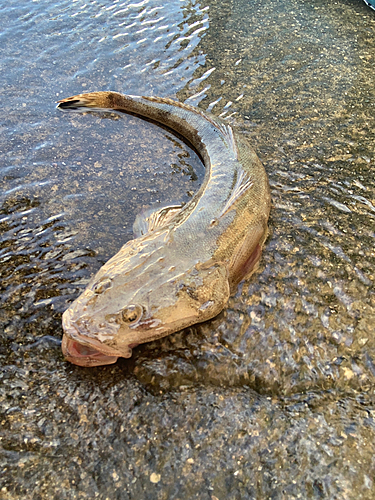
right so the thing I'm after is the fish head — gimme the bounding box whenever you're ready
[62,239,230,367]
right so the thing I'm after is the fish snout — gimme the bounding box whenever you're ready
[62,307,120,341]
[61,308,124,367]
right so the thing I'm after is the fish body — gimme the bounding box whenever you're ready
[58,92,270,367]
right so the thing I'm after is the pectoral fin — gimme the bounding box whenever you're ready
[133,203,183,237]
[228,225,268,293]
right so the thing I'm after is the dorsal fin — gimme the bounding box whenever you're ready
[214,122,238,159]
[217,169,253,219]
[133,203,183,237]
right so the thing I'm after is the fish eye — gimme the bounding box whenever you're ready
[122,304,143,324]
[93,277,112,294]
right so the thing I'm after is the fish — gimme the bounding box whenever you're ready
[57,91,271,367]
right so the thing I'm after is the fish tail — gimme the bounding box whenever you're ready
[57,91,123,110]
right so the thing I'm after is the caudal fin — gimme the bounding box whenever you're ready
[57,91,117,110]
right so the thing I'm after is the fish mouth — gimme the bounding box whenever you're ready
[62,334,119,367]
[61,308,123,367]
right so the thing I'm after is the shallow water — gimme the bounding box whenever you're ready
[1,0,375,498]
